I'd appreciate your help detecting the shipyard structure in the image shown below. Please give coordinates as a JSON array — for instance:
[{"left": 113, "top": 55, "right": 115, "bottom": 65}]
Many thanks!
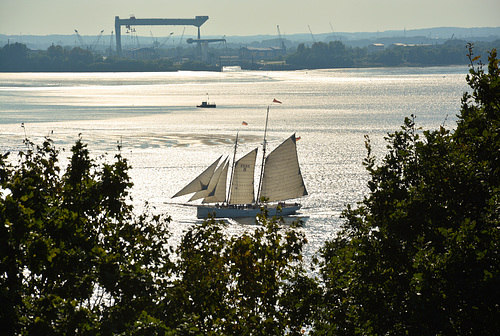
[{"left": 114, "top": 15, "right": 232, "bottom": 63}]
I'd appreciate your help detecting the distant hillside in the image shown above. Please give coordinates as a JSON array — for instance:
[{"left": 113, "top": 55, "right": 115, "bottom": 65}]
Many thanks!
[
  {"left": 1, "top": 26, "right": 499, "bottom": 51},
  {"left": 228, "top": 27, "right": 500, "bottom": 44}
]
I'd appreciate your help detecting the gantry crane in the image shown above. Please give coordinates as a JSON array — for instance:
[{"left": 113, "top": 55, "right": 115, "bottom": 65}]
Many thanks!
[
  {"left": 74, "top": 30, "right": 88, "bottom": 49},
  {"left": 108, "top": 31, "right": 114, "bottom": 56},
  {"left": 150, "top": 31, "right": 158, "bottom": 48},
  {"left": 308, "top": 25, "right": 316, "bottom": 43},
  {"left": 74, "top": 29, "right": 104, "bottom": 52},
  {"left": 114, "top": 16, "right": 209, "bottom": 56},
  {"left": 277, "top": 25, "right": 285, "bottom": 49},
  {"left": 159, "top": 32, "right": 174, "bottom": 49},
  {"left": 90, "top": 30, "right": 105, "bottom": 51}
]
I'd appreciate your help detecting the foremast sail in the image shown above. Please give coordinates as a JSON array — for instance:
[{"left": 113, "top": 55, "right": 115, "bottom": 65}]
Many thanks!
[
  {"left": 199, "top": 158, "right": 229, "bottom": 203},
  {"left": 259, "top": 134, "right": 308, "bottom": 202},
  {"left": 229, "top": 148, "right": 258, "bottom": 204},
  {"left": 172, "top": 155, "right": 223, "bottom": 198}
]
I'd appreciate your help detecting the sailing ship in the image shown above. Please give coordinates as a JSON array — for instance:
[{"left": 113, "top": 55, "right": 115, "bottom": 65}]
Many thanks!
[{"left": 172, "top": 107, "right": 307, "bottom": 218}]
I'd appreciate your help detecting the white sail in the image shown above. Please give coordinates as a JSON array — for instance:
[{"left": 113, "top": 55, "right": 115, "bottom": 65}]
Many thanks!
[
  {"left": 172, "top": 155, "right": 222, "bottom": 198},
  {"left": 229, "top": 148, "right": 258, "bottom": 205},
  {"left": 202, "top": 159, "right": 229, "bottom": 203},
  {"left": 189, "top": 157, "right": 227, "bottom": 201},
  {"left": 259, "top": 134, "right": 308, "bottom": 202}
]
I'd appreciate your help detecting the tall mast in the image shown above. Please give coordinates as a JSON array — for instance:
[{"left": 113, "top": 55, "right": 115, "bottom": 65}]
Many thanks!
[
  {"left": 256, "top": 106, "right": 270, "bottom": 203},
  {"left": 227, "top": 131, "right": 239, "bottom": 204}
]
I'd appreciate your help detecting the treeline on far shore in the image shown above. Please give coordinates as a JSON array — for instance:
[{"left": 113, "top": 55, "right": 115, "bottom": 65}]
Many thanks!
[
  {"left": 1, "top": 39, "right": 499, "bottom": 72},
  {"left": 282, "top": 39, "right": 500, "bottom": 69},
  {"left": 0, "top": 43, "right": 220, "bottom": 72}
]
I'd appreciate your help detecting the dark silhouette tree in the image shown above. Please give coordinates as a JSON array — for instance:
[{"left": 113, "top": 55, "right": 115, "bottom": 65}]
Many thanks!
[
  {"left": 0, "top": 138, "right": 172, "bottom": 334},
  {"left": 313, "top": 47, "right": 500, "bottom": 335}
]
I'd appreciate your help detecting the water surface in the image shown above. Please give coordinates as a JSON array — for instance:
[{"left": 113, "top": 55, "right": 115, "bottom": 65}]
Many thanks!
[{"left": 0, "top": 66, "right": 470, "bottom": 257}]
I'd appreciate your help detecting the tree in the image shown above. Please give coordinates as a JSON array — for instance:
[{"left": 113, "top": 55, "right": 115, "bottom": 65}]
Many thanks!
[
  {"left": 313, "top": 47, "right": 500, "bottom": 335},
  {"left": 0, "top": 138, "right": 172, "bottom": 335},
  {"left": 68, "top": 47, "right": 95, "bottom": 70},
  {"left": 0, "top": 42, "right": 29, "bottom": 71},
  {"left": 1, "top": 136, "right": 313, "bottom": 335},
  {"left": 162, "top": 212, "right": 313, "bottom": 335},
  {"left": 47, "top": 44, "right": 65, "bottom": 60},
  {"left": 286, "top": 41, "right": 353, "bottom": 68},
  {"left": 375, "top": 48, "right": 404, "bottom": 66}
]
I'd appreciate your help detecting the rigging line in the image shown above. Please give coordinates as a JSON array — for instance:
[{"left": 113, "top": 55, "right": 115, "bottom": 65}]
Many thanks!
[
  {"left": 227, "top": 131, "right": 239, "bottom": 205},
  {"left": 256, "top": 106, "right": 270, "bottom": 204}
]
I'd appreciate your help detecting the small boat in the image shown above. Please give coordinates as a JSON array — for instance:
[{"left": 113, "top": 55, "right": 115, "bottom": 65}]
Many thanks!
[
  {"left": 197, "top": 93, "right": 216, "bottom": 108},
  {"left": 197, "top": 101, "right": 216, "bottom": 108},
  {"left": 172, "top": 106, "right": 307, "bottom": 218}
]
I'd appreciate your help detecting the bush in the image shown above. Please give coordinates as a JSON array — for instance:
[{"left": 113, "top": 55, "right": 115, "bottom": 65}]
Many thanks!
[{"left": 314, "top": 46, "right": 500, "bottom": 335}]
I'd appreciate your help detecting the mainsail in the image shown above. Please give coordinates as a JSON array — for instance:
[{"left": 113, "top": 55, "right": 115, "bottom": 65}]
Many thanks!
[
  {"left": 229, "top": 148, "right": 258, "bottom": 204},
  {"left": 259, "top": 134, "right": 308, "bottom": 202},
  {"left": 172, "top": 155, "right": 222, "bottom": 198}
]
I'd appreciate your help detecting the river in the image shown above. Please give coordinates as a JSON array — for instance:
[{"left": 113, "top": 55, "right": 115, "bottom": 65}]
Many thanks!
[{"left": 0, "top": 66, "right": 470, "bottom": 258}]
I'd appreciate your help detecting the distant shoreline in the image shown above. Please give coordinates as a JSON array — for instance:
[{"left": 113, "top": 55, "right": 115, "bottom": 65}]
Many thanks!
[{"left": 0, "top": 62, "right": 472, "bottom": 73}]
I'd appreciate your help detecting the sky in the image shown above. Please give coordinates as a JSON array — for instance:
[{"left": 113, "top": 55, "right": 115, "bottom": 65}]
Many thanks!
[{"left": 1, "top": 0, "right": 499, "bottom": 38}]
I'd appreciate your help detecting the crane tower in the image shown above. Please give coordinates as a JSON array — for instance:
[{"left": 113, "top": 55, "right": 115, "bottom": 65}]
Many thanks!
[{"left": 114, "top": 15, "right": 209, "bottom": 56}]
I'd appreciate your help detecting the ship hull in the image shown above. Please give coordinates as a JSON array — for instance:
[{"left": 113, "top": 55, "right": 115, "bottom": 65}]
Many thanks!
[
  {"left": 196, "top": 203, "right": 301, "bottom": 219},
  {"left": 197, "top": 102, "right": 216, "bottom": 108}
]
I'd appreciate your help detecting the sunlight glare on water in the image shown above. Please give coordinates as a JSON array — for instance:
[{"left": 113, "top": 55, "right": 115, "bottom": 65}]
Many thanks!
[{"left": 0, "top": 66, "right": 470, "bottom": 258}]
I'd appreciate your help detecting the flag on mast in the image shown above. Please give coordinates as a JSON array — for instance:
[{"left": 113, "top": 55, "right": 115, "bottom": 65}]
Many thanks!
[
  {"left": 242, "top": 121, "right": 248, "bottom": 125},
  {"left": 273, "top": 98, "right": 282, "bottom": 104}
]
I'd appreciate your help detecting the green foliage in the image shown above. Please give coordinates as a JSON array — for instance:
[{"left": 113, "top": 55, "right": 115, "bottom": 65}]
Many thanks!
[
  {"left": 314, "top": 47, "right": 500, "bottom": 335},
  {"left": 164, "top": 213, "right": 313, "bottom": 335},
  {"left": 0, "top": 138, "right": 172, "bottom": 335},
  {"left": 286, "top": 40, "right": 500, "bottom": 68},
  {"left": 286, "top": 41, "right": 354, "bottom": 68},
  {"left": 3, "top": 40, "right": 500, "bottom": 72},
  {"left": 0, "top": 138, "right": 313, "bottom": 334},
  {"left": 0, "top": 43, "right": 183, "bottom": 72},
  {"left": 0, "top": 42, "right": 29, "bottom": 71}
]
